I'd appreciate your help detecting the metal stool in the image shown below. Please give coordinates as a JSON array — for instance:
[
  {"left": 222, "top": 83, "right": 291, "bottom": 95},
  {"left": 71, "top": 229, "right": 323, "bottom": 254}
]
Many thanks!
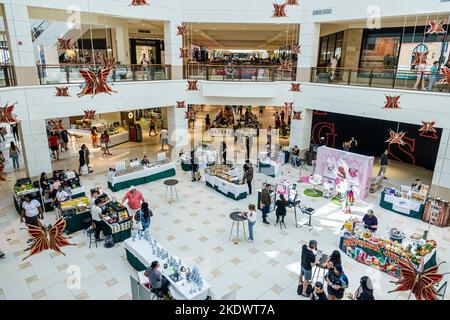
[
  {"left": 164, "top": 179, "right": 179, "bottom": 203},
  {"left": 83, "top": 217, "right": 92, "bottom": 234},
  {"left": 87, "top": 226, "right": 98, "bottom": 249}
]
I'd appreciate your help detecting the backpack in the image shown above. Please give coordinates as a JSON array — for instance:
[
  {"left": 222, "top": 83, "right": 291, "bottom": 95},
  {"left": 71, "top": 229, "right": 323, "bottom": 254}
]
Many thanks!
[{"left": 104, "top": 235, "right": 115, "bottom": 248}]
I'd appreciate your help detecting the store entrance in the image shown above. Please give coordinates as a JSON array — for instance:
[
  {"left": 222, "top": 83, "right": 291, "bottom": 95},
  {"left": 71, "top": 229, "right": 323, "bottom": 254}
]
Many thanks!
[{"left": 130, "top": 39, "right": 162, "bottom": 65}]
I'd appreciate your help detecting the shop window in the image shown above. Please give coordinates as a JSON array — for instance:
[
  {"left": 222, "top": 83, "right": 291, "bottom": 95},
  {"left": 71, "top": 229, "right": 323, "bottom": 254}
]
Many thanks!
[{"left": 317, "top": 31, "right": 343, "bottom": 68}]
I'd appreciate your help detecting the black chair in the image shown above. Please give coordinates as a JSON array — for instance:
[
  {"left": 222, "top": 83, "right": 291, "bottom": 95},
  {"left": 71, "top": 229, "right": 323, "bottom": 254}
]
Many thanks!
[
  {"left": 83, "top": 217, "right": 92, "bottom": 235},
  {"left": 150, "top": 287, "right": 165, "bottom": 300}
]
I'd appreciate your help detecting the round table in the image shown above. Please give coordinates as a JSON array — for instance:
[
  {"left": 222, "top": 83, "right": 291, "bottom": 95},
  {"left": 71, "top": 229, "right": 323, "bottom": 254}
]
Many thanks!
[
  {"left": 164, "top": 179, "right": 179, "bottom": 203},
  {"left": 228, "top": 212, "right": 247, "bottom": 243}
]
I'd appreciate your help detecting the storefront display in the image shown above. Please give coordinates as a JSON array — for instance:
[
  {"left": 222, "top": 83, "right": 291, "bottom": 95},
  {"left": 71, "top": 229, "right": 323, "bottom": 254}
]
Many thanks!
[
  {"left": 58, "top": 197, "right": 91, "bottom": 234},
  {"left": 204, "top": 165, "right": 247, "bottom": 200},
  {"left": 340, "top": 219, "right": 437, "bottom": 278},
  {"left": 423, "top": 198, "right": 450, "bottom": 227},
  {"left": 380, "top": 186, "right": 426, "bottom": 220},
  {"left": 103, "top": 202, "right": 132, "bottom": 243}
]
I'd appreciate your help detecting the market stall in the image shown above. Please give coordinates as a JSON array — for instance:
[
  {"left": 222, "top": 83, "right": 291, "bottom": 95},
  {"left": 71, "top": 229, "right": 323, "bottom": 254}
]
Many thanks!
[
  {"left": 107, "top": 162, "right": 176, "bottom": 192},
  {"left": 257, "top": 152, "right": 282, "bottom": 178},
  {"left": 59, "top": 197, "right": 91, "bottom": 234},
  {"left": 339, "top": 220, "right": 437, "bottom": 278},
  {"left": 124, "top": 238, "right": 210, "bottom": 300},
  {"left": 13, "top": 179, "right": 41, "bottom": 214},
  {"left": 103, "top": 202, "right": 132, "bottom": 243},
  {"left": 180, "top": 144, "right": 215, "bottom": 172},
  {"left": 380, "top": 187, "right": 426, "bottom": 220},
  {"left": 204, "top": 165, "right": 247, "bottom": 200},
  {"left": 53, "top": 170, "right": 86, "bottom": 199}
]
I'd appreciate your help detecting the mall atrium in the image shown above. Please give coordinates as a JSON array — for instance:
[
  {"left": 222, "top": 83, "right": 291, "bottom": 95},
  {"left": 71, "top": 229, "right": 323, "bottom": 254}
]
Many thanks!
[{"left": 0, "top": 0, "right": 449, "bottom": 303}]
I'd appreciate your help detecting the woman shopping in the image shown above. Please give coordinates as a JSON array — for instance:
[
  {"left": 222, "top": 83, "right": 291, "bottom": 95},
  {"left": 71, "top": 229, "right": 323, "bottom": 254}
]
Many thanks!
[
  {"left": 134, "top": 202, "right": 153, "bottom": 233},
  {"left": 100, "top": 131, "right": 112, "bottom": 156},
  {"left": 9, "top": 142, "right": 20, "bottom": 170},
  {"left": 245, "top": 204, "right": 257, "bottom": 243}
]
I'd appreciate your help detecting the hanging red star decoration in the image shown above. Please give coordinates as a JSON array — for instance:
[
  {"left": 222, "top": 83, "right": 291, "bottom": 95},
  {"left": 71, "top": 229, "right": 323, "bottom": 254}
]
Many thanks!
[
  {"left": 272, "top": 3, "right": 287, "bottom": 17},
  {"left": 176, "top": 25, "right": 189, "bottom": 36},
  {"left": 291, "top": 44, "right": 302, "bottom": 55},
  {"left": 0, "top": 102, "right": 18, "bottom": 124},
  {"left": 23, "top": 217, "right": 75, "bottom": 260},
  {"left": 388, "top": 258, "right": 447, "bottom": 300},
  {"left": 179, "top": 48, "right": 191, "bottom": 59},
  {"left": 78, "top": 66, "right": 116, "bottom": 97},
  {"left": 177, "top": 101, "right": 186, "bottom": 108},
  {"left": 185, "top": 111, "right": 196, "bottom": 120},
  {"left": 55, "top": 87, "right": 70, "bottom": 97},
  {"left": 284, "top": 102, "right": 294, "bottom": 113},
  {"left": 50, "top": 119, "right": 65, "bottom": 131},
  {"left": 278, "top": 60, "right": 293, "bottom": 72},
  {"left": 57, "top": 38, "right": 74, "bottom": 50},
  {"left": 425, "top": 19, "right": 447, "bottom": 35},
  {"left": 130, "top": 0, "right": 149, "bottom": 6},
  {"left": 386, "top": 130, "right": 406, "bottom": 146},
  {"left": 290, "top": 83, "right": 302, "bottom": 92},
  {"left": 82, "top": 110, "right": 96, "bottom": 121},
  {"left": 293, "top": 111, "right": 302, "bottom": 120},
  {"left": 383, "top": 95, "right": 401, "bottom": 109},
  {"left": 412, "top": 52, "right": 428, "bottom": 65},
  {"left": 187, "top": 80, "right": 199, "bottom": 91},
  {"left": 418, "top": 121, "right": 438, "bottom": 140},
  {"left": 286, "top": 0, "right": 299, "bottom": 4},
  {"left": 437, "top": 67, "right": 450, "bottom": 85}
]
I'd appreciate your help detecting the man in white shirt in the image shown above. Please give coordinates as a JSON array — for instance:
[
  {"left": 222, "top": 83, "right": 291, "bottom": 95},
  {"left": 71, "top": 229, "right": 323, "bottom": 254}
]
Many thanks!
[
  {"left": 55, "top": 185, "right": 70, "bottom": 207},
  {"left": 91, "top": 198, "right": 106, "bottom": 241},
  {"left": 160, "top": 127, "right": 169, "bottom": 151},
  {"left": 21, "top": 196, "right": 43, "bottom": 227}
]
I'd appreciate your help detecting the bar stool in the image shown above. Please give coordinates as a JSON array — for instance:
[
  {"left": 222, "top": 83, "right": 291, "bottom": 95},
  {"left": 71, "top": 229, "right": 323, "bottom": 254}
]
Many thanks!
[
  {"left": 83, "top": 217, "right": 92, "bottom": 235},
  {"left": 87, "top": 226, "right": 98, "bottom": 249},
  {"left": 228, "top": 212, "right": 247, "bottom": 243},
  {"left": 164, "top": 179, "right": 179, "bottom": 203}
]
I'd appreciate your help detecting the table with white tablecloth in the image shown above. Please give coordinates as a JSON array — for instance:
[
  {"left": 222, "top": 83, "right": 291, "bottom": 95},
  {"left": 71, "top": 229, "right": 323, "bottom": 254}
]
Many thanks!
[
  {"left": 107, "top": 163, "right": 176, "bottom": 192},
  {"left": 124, "top": 239, "right": 210, "bottom": 300},
  {"left": 204, "top": 173, "right": 248, "bottom": 200}
]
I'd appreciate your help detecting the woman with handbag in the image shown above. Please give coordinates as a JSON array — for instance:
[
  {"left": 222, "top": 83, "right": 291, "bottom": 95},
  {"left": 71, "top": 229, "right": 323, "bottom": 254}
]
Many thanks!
[{"left": 134, "top": 202, "right": 153, "bottom": 232}]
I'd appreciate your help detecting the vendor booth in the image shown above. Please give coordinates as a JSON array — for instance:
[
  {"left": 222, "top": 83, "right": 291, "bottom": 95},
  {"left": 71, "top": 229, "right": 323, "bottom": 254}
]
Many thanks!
[
  {"left": 58, "top": 197, "right": 91, "bottom": 234},
  {"left": 204, "top": 165, "right": 247, "bottom": 200},
  {"left": 103, "top": 202, "right": 132, "bottom": 243},
  {"left": 380, "top": 187, "right": 426, "bottom": 220}
]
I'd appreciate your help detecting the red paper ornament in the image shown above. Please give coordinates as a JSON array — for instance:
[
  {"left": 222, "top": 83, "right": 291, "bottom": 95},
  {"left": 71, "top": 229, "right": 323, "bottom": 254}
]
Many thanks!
[
  {"left": 293, "top": 111, "right": 302, "bottom": 120},
  {"left": 55, "top": 87, "right": 70, "bottom": 97},
  {"left": 412, "top": 52, "right": 428, "bottom": 65},
  {"left": 291, "top": 44, "right": 302, "bottom": 55},
  {"left": 272, "top": 3, "right": 287, "bottom": 17},
  {"left": 130, "top": 0, "right": 149, "bottom": 6},
  {"left": 102, "top": 58, "right": 117, "bottom": 69},
  {"left": 290, "top": 83, "right": 301, "bottom": 92},
  {"left": 418, "top": 121, "right": 438, "bottom": 140},
  {"left": 176, "top": 25, "right": 189, "bottom": 36},
  {"left": 78, "top": 66, "right": 116, "bottom": 97},
  {"left": 386, "top": 130, "right": 406, "bottom": 146},
  {"left": 383, "top": 95, "right": 401, "bottom": 109},
  {"left": 187, "top": 80, "right": 199, "bottom": 91},
  {"left": 388, "top": 258, "right": 446, "bottom": 300},
  {"left": 286, "top": 0, "right": 299, "bottom": 4},
  {"left": 57, "top": 38, "right": 74, "bottom": 50},
  {"left": 50, "top": 119, "right": 65, "bottom": 131},
  {"left": 0, "top": 102, "right": 18, "bottom": 124},
  {"left": 177, "top": 101, "right": 186, "bottom": 108},
  {"left": 278, "top": 60, "right": 293, "bottom": 72},
  {"left": 437, "top": 67, "right": 450, "bottom": 85},
  {"left": 179, "top": 48, "right": 191, "bottom": 59},
  {"left": 284, "top": 102, "right": 294, "bottom": 113},
  {"left": 425, "top": 19, "right": 447, "bottom": 35},
  {"left": 185, "top": 111, "right": 196, "bottom": 120},
  {"left": 83, "top": 110, "right": 96, "bottom": 121}
]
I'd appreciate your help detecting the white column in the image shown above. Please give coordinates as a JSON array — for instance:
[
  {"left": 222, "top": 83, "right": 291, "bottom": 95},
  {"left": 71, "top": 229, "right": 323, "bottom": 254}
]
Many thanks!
[
  {"left": 432, "top": 129, "right": 450, "bottom": 197},
  {"left": 289, "top": 108, "right": 312, "bottom": 152},
  {"left": 114, "top": 24, "right": 130, "bottom": 65},
  {"left": 20, "top": 120, "right": 52, "bottom": 179},
  {"left": 3, "top": 2, "right": 39, "bottom": 85},
  {"left": 163, "top": 21, "right": 183, "bottom": 79},
  {"left": 167, "top": 105, "right": 189, "bottom": 149},
  {"left": 297, "top": 22, "right": 321, "bottom": 82}
]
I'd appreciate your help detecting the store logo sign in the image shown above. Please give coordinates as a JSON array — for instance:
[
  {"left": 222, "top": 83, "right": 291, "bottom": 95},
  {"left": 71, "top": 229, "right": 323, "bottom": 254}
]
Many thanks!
[{"left": 366, "top": 5, "right": 381, "bottom": 29}]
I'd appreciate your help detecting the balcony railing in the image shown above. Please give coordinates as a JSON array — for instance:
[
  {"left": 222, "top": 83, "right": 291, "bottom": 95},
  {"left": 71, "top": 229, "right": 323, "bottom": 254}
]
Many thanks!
[
  {"left": 187, "top": 63, "right": 296, "bottom": 82},
  {"left": 311, "top": 67, "right": 449, "bottom": 93},
  {"left": 0, "top": 64, "right": 16, "bottom": 87},
  {"left": 36, "top": 64, "right": 172, "bottom": 85}
]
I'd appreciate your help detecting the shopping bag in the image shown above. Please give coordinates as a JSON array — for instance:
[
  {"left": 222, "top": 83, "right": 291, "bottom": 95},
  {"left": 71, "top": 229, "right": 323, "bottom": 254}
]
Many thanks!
[{"left": 80, "top": 164, "right": 89, "bottom": 176}]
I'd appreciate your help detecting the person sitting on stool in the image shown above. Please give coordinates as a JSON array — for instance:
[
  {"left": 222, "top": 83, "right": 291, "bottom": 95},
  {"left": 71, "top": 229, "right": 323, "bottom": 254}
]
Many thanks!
[
  {"left": 362, "top": 209, "right": 378, "bottom": 232},
  {"left": 145, "top": 261, "right": 171, "bottom": 296}
]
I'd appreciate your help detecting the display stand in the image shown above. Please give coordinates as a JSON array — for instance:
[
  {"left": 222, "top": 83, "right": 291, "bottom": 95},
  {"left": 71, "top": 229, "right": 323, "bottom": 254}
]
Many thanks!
[{"left": 379, "top": 190, "right": 425, "bottom": 220}]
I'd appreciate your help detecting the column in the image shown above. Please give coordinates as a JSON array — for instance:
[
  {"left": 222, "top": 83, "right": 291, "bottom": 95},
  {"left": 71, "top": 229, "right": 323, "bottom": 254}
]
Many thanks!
[
  {"left": 114, "top": 24, "right": 130, "bottom": 65},
  {"left": 19, "top": 120, "right": 52, "bottom": 179},
  {"left": 166, "top": 105, "right": 189, "bottom": 151},
  {"left": 163, "top": 21, "right": 183, "bottom": 79},
  {"left": 289, "top": 108, "right": 312, "bottom": 153},
  {"left": 297, "top": 22, "right": 321, "bottom": 82},
  {"left": 431, "top": 129, "right": 450, "bottom": 199},
  {"left": 3, "top": 2, "right": 40, "bottom": 85}
]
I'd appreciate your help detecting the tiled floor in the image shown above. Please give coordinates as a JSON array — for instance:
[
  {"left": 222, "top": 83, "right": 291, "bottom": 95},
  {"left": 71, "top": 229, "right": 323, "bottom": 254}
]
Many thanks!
[{"left": 0, "top": 111, "right": 448, "bottom": 301}]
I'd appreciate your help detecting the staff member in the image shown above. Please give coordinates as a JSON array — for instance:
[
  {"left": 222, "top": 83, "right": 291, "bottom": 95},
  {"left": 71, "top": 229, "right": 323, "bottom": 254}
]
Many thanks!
[
  {"left": 362, "top": 209, "right": 378, "bottom": 232},
  {"left": 91, "top": 198, "right": 106, "bottom": 242},
  {"left": 21, "top": 196, "right": 43, "bottom": 228},
  {"left": 412, "top": 178, "right": 422, "bottom": 191},
  {"left": 145, "top": 261, "right": 170, "bottom": 295},
  {"left": 141, "top": 155, "right": 151, "bottom": 167},
  {"left": 54, "top": 185, "right": 70, "bottom": 208}
]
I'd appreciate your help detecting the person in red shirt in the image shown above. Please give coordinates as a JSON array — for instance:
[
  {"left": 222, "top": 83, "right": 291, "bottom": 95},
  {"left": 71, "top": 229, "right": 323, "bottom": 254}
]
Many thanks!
[
  {"left": 122, "top": 186, "right": 145, "bottom": 215},
  {"left": 48, "top": 132, "right": 60, "bottom": 160}
]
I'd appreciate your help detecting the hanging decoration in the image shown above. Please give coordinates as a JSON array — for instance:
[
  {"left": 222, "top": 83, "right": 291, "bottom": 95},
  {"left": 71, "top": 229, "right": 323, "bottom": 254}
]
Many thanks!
[
  {"left": 418, "top": 121, "right": 438, "bottom": 140},
  {"left": 187, "top": 80, "right": 199, "bottom": 91},
  {"left": 383, "top": 95, "right": 401, "bottom": 109},
  {"left": 0, "top": 102, "right": 18, "bottom": 124},
  {"left": 278, "top": 60, "right": 293, "bottom": 72},
  {"left": 185, "top": 111, "right": 196, "bottom": 120},
  {"left": 290, "top": 83, "right": 302, "bottom": 92},
  {"left": 102, "top": 57, "right": 117, "bottom": 69},
  {"left": 83, "top": 109, "right": 96, "bottom": 121},
  {"left": 412, "top": 52, "right": 428, "bottom": 66},
  {"left": 386, "top": 130, "right": 407, "bottom": 146},
  {"left": 23, "top": 217, "right": 75, "bottom": 260},
  {"left": 292, "top": 111, "right": 302, "bottom": 120},
  {"left": 286, "top": 0, "right": 300, "bottom": 4},
  {"left": 176, "top": 25, "right": 189, "bottom": 36},
  {"left": 177, "top": 101, "right": 186, "bottom": 109},
  {"left": 179, "top": 48, "right": 191, "bottom": 59},
  {"left": 388, "top": 258, "right": 446, "bottom": 300},
  {"left": 57, "top": 38, "right": 75, "bottom": 50},
  {"left": 437, "top": 67, "right": 450, "bottom": 85},
  {"left": 291, "top": 44, "right": 302, "bottom": 55},
  {"left": 130, "top": 0, "right": 149, "bottom": 6},
  {"left": 78, "top": 66, "right": 117, "bottom": 97},
  {"left": 55, "top": 87, "right": 70, "bottom": 97},
  {"left": 284, "top": 102, "right": 294, "bottom": 113},
  {"left": 272, "top": 3, "right": 287, "bottom": 17},
  {"left": 425, "top": 19, "right": 447, "bottom": 35},
  {"left": 50, "top": 119, "right": 65, "bottom": 131}
]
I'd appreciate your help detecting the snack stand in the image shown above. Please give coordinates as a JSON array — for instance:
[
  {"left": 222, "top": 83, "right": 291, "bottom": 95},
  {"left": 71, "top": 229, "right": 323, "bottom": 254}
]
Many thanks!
[
  {"left": 103, "top": 202, "right": 132, "bottom": 243},
  {"left": 59, "top": 197, "right": 91, "bottom": 234},
  {"left": 339, "top": 220, "right": 437, "bottom": 278},
  {"left": 13, "top": 178, "right": 41, "bottom": 214},
  {"left": 379, "top": 186, "right": 426, "bottom": 220},
  {"left": 204, "top": 165, "right": 248, "bottom": 200}
]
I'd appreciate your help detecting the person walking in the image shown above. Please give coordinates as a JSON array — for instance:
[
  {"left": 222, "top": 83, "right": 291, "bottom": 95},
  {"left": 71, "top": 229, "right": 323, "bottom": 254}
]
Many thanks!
[
  {"left": 79, "top": 145, "right": 88, "bottom": 175},
  {"left": 134, "top": 202, "right": 153, "bottom": 233},
  {"left": 260, "top": 183, "right": 271, "bottom": 224},
  {"left": 11, "top": 123, "right": 19, "bottom": 142},
  {"left": 245, "top": 204, "right": 257, "bottom": 243},
  {"left": 48, "top": 132, "right": 60, "bottom": 160},
  {"left": 243, "top": 160, "right": 254, "bottom": 195},
  {"left": 84, "top": 145, "right": 91, "bottom": 173},
  {"left": 378, "top": 150, "right": 389, "bottom": 179},
  {"left": 91, "top": 127, "right": 98, "bottom": 148},
  {"left": 325, "top": 264, "right": 349, "bottom": 300},
  {"left": 100, "top": 131, "right": 112, "bottom": 156},
  {"left": 141, "top": 53, "right": 150, "bottom": 80},
  {"left": 280, "top": 110, "right": 285, "bottom": 124},
  {"left": 329, "top": 56, "right": 338, "bottom": 81},
  {"left": 274, "top": 194, "right": 288, "bottom": 227},
  {"left": 354, "top": 276, "right": 375, "bottom": 300},
  {"left": 9, "top": 141, "right": 20, "bottom": 170},
  {"left": 267, "top": 126, "right": 272, "bottom": 149},
  {"left": 205, "top": 114, "right": 211, "bottom": 131},
  {"left": 274, "top": 112, "right": 280, "bottom": 129},
  {"left": 149, "top": 117, "right": 157, "bottom": 136},
  {"left": 414, "top": 60, "right": 427, "bottom": 90},
  {"left": 428, "top": 61, "right": 439, "bottom": 91},
  {"left": 91, "top": 198, "right": 106, "bottom": 242},
  {"left": 122, "top": 186, "right": 145, "bottom": 216},
  {"left": 160, "top": 127, "right": 169, "bottom": 151}
]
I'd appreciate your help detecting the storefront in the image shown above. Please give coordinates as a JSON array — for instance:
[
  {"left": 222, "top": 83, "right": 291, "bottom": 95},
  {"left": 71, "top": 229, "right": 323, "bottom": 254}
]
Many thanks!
[
  {"left": 318, "top": 31, "right": 344, "bottom": 68},
  {"left": 130, "top": 39, "right": 162, "bottom": 65}
]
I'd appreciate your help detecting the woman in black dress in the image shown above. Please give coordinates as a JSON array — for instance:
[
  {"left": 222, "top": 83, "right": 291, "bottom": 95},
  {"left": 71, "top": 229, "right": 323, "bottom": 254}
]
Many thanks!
[{"left": 275, "top": 194, "right": 288, "bottom": 226}]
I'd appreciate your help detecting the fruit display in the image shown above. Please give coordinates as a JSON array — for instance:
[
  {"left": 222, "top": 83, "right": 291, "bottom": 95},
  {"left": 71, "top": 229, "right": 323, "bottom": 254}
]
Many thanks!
[{"left": 14, "top": 183, "right": 35, "bottom": 195}]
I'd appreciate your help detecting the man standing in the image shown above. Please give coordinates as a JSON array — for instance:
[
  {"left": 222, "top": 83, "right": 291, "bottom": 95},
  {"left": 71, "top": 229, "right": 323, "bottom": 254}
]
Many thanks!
[
  {"left": 274, "top": 112, "right": 280, "bottom": 129},
  {"left": 91, "top": 198, "right": 106, "bottom": 242},
  {"left": 21, "top": 196, "right": 44, "bottom": 244},
  {"left": 160, "top": 127, "right": 169, "bottom": 151},
  {"left": 141, "top": 53, "right": 150, "bottom": 80},
  {"left": 267, "top": 126, "right": 272, "bottom": 149},
  {"left": 280, "top": 110, "right": 285, "bottom": 124},
  {"left": 243, "top": 161, "right": 254, "bottom": 195},
  {"left": 378, "top": 150, "right": 389, "bottom": 179},
  {"left": 260, "top": 184, "right": 271, "bottom": 224},
  {"left": 122, "top": 186, "right": 145, "bottom": 216},
  {"left": 299, "top": 240, "right": 318, "bottom": 297}
]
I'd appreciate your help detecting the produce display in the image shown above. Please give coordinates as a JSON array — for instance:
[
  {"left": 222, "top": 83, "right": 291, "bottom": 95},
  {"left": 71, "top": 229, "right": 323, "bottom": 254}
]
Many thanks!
[{"left": 14, "top": 182, "right": 35, "bottom": 195}]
